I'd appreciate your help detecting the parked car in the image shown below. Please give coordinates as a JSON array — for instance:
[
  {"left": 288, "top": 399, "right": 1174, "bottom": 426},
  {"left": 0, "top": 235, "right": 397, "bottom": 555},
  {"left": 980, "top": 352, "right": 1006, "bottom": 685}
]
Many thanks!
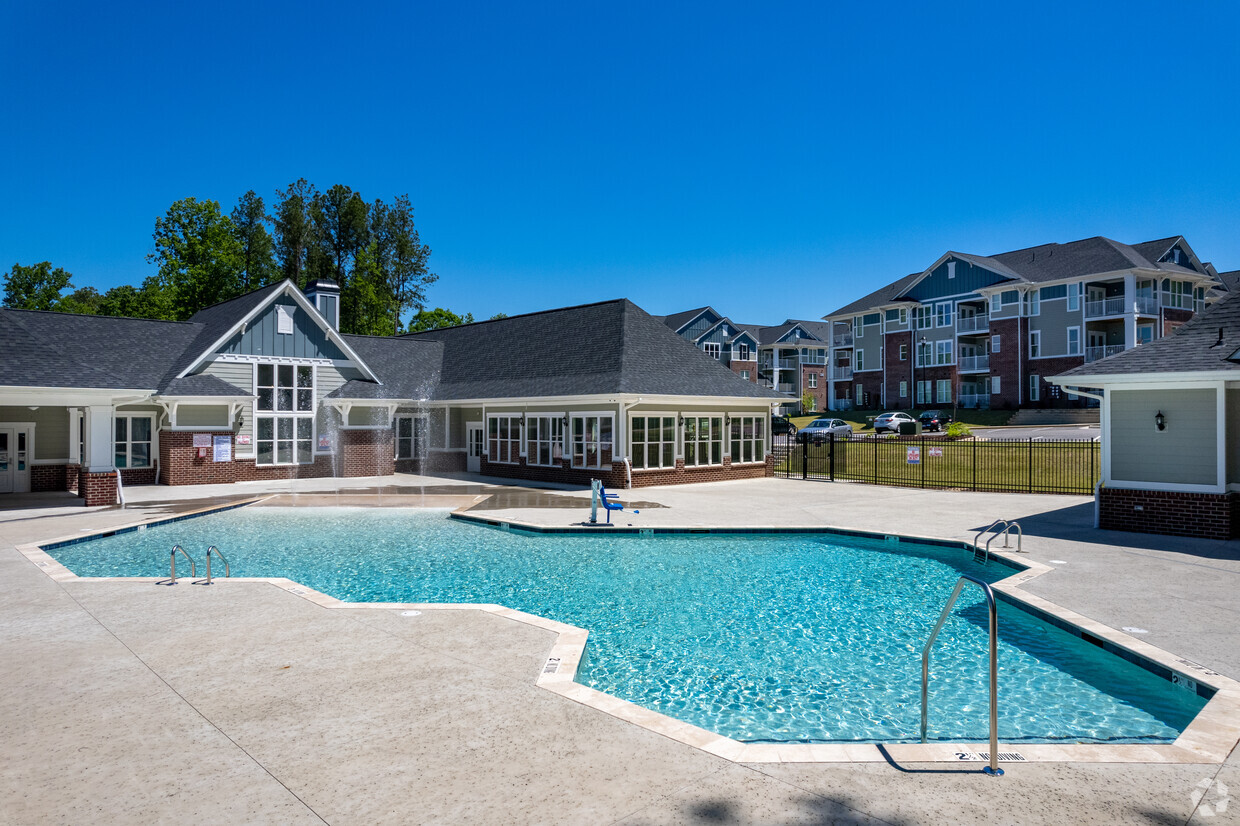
[
  {"left": 872, "top": 411, "right": 916, "bottom": 434},
  {"left": 796, "top": 418, "right": 853, "bottom": 443},
  {"left": 771, "top": 414, "right": 798, "bottom": 436},
  {"left": 918, "top": 410, "right": 953, "bottom": 432}
]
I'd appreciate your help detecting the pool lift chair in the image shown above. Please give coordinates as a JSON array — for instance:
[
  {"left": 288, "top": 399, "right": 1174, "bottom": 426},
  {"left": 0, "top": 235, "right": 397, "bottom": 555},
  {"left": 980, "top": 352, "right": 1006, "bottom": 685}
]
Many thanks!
[{"left": 590, "top": 479, "right": 631, "bottom": 525}]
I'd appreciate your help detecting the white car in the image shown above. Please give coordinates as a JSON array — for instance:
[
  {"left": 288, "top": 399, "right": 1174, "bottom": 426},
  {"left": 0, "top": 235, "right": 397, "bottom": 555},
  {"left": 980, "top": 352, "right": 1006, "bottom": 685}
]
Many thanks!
[{"left": 872, "top": 411, "right": 915, "bottom": 434}]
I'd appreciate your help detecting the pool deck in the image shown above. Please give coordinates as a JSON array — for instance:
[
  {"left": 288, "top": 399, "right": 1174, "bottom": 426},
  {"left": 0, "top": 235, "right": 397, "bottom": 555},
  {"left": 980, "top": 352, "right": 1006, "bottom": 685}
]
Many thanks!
[{"left": 2, "top": 474, "right": 1238, "bottom": 825}]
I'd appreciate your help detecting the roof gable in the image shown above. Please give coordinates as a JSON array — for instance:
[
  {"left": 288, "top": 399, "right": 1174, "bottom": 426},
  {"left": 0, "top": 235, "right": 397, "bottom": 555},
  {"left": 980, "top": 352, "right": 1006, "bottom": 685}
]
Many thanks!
[{"left": 218, "top": 299, "right": 348, "bottom": 361}]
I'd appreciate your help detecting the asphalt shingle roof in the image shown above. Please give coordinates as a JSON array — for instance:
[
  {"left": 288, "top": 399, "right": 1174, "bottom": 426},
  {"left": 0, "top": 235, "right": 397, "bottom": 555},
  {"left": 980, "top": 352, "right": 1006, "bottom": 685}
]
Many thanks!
[
  {"left": 824, "top": 272, "right": 922, "bottom": 318},
  {"left": 659, "top": 306, "right": 715, "bottom": 332},
  {"left": 159, "top": 375, "right": 252, "bottom": 397},
  {"left": 330, "top": 336, "right": 444, "bottom": 400},
  {"left": 1057, "top": 288, "right": 1240, "bottom": 378},
  {"left": 404, "top": 299, "right": 786, "bottom": 401}
]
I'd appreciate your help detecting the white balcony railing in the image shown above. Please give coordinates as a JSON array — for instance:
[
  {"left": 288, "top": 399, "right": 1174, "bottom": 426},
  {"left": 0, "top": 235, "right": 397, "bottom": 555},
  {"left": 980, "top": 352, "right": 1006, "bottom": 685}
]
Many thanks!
[
  {"left": 956, "top": 314, "right": 989, "bottom": 334},
  {"left": 1085, "top": 344, "right": 1125, "bottom": 362},
  {"left": 800, "top": 354, "right": 827, "bottom": 365},
  {"left": 1135, "top": 296, "right": 1157, "bottom": 315},
  {"left": 777, "top": 383, "right": 795, "bottom": 393},
  {"left": 1085, "top": 296, "right": 1128, "bottom": 318},
  {"left": 830, "top": 366, "right": 853, "bottom": 380},
  {"left": 833, "top": 399, "right": 853, "bottom": 411},
  {"left": 958, "top": 393, "right": 991, "bottom": 409},
  {"left": 778, "top": 357, "right": 798, "bottom": 369},
  {"left": 833, "top": 333, "right": 853, "bottom": 347},
  {"left": 958, "top": 355, "right": 989, "bottom": 373}
]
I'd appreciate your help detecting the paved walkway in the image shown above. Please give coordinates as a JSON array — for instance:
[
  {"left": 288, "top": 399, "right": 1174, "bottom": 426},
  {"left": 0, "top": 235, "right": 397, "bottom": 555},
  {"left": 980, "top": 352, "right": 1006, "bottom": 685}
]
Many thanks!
[{"left": 2, "top": 475, "right": 1237, "bottom": 824}]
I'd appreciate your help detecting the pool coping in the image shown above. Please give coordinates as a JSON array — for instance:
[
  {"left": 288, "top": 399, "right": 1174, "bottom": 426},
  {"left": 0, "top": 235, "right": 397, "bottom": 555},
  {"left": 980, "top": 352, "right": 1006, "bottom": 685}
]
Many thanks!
[{"left": 16, "top": 498, "right": 1240, "bottom": 767}]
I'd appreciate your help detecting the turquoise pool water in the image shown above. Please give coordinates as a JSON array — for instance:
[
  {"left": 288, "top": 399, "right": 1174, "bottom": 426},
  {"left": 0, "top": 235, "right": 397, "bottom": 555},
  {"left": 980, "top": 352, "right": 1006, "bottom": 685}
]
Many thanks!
[{"left": 46, "top": 507, "right": 1206, "bottom": 744}]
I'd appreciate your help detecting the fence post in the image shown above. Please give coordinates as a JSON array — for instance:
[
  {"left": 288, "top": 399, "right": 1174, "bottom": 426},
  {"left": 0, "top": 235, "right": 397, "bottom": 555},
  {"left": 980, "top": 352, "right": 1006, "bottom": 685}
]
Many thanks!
[
  {"left": 972, "top": 435, "right": 977, "bottom": 491},
  {"left": 921, "top": 435, "right": 925, "bottom": 488},
  {"left": 1028, "top": 438, "right": 1033, "bottom": 493},
  {"left": 801, "top": 434, "right": 808, "bottom": 480},
  {"left": 874, "top": 429, "right": 879, "bottom": 484},
  {"left": 829, "top": 433, "right": 835, "bottom": 481}
]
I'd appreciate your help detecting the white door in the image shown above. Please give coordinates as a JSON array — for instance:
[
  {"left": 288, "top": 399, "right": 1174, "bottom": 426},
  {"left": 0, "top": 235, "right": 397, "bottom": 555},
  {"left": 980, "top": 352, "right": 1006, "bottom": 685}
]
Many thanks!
[
  {"left": 0, "top": 426, "right": 32, "bottom": 494},
  {"left": 1088, "top": 330, "right": 1107, "bottom": 348},
  {"left": 466, "top": 423, "right": 484, "bottom": 473}
]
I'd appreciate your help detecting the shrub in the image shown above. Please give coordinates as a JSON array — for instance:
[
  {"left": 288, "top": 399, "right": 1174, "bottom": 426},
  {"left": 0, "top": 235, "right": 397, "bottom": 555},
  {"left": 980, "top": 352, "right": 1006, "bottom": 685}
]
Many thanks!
[{"left": 945, "top": 421, "right": 972, "bottom": 439}]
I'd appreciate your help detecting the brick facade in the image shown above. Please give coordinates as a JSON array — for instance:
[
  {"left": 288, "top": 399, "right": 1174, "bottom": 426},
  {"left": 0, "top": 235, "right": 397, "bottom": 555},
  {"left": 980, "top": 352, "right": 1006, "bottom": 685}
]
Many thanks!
[
  {"left": 80, "top": 471, "right": 117, "bottom": 506},
  {"left": 1100, "top": 486, "right": 1237, "bottom": 540},
  {"left": 988, "top": 318, "right": 1021, "bottom": 409},
  {"left": 851, "top": 372, "right": 885, "bottom": 410},
  {"left": 884, "top": 331, "right": 913, "bottom": 407},
  {"left": 339, "top": 429, "right": 395, "bottom": 478},
  {"left": 1025, "top": 355, "right": 1091, "bottom": 409},
  {"left": 480, "top": 453, "right": 774, "bottom": 488},
  {"left": 158, "top": 429, "right": 334, "bottom": 485},
  {"left": 800, "top": 364, "right": 826, "bottom": 413},
  {"left": 729, "top": 361, "right": 759, "bottom": 383},
  {"left": 31, "top": 463, "right": 67, "bottom": 492},
  {"left": 1162, "top": 307, "right": 1193, "bottom": 336}
]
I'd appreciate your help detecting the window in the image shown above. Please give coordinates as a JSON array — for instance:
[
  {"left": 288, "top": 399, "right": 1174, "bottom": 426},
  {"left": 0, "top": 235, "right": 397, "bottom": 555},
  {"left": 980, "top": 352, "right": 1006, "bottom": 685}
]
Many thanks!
[
  {"left": 853, "top": 317, "right": 862, "bottom": 338},
  {"left": 684, "top": 416, "right": 724, "bottom": 466},
  {"left": 1195, "top": 287, "right": 1206, "bottom": 313},
  {"left": 936, "top": 380, "right": 952, "bottom": 404},
  {"left": 114, "top": 416, "right": 152, "bottom": 468},
  {"left": 991, "top": 334, "right": 1000, "bottom": 353},
  {"left": 916, "top": 306, "right": 933, "bottom": 330},
  {"left": 729, "top": 415, "right": 765, "bottom": 464},
  {"left": 256, "top": 363, "right": 314, "bottom": 465},
  {"left": 1029, "top": 330, "right": 1041, "bottom": 358},
  {"left": 899, "top": 308, "right": 908, "bottom": 325},
  {"left": 899, "top": 343, "right": 908, "bottom": 361},
  {"left": 935, "top": 340, "right": 953, "bottom": 365},
  {"left": 855, "top": 384, "right": 863, "bottom": 404},
  {"left": 1165, "top": 280, "right": 1191, "bottom": 309},
  {"left": 855, "top": 350, "right": 864, "bottom": 371},
  {"left": 1067, "top": 327, "right": 1081, "bottom": 356},
  {"left": 990, "top": 294, "right": 1001, "bottom": 314},
  {"left": 1023, "top": 291, "right": 1040, "bottom": 316},
  {"left": 736, "top": 343, "right": 751, "bottom": 361},
  {"left": 703, "top": 342, "right": 722, "bottom": 359},
  {"left": 740, "top": 370, "right": 750, "bottom": 381},
  {"left": 487, "top": 414, "right": 522, "bottom": 464},
  {"left": 571, "top": 415, "right": 613, "bottom": 468},
  {"left": 899, "top": 380, "right": 908, "bottom": 398},
  {"left": 1137, "top": 326, "right": 1153, "bottom": 345},
  {"left": 808, "top": 373, "right": 817, "bottom": 388},
  {"left": 394, "top": 417, "right": 427, "bottom": 460},
  {"left": 1029, "top": 375, "right": 1041, "bottom": 402},
  {"left": 947, "top": 261, "right": 956, "bottom": 279},
  {"left": 1067, "top": 283, "right": 1080, "bottom": 312},
  {"left": 916, "top": 340, "right": 932, "bottom": 367},
  {"left": 936, "top": 303, "right": 953, "bottom": 328},
  {"left": 992, "top": 376, "right": 1001, "bottom": 394},
  {"left": 916, "top": 380, "right": 932, "bottom": 405},
  {"left": 527, "top": 415, "right": 565, "bottom": 466},
  {"left": 630, "top": 416, "right": 675, "bottom": 469}
]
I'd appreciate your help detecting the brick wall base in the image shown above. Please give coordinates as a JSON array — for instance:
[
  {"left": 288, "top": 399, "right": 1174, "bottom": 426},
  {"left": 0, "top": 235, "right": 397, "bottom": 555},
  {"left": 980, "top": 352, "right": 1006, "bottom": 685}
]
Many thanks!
[
  {"left": 340, "top": 429, "right": 395, "bottom": 478},
  {"left": 31, "top": 464, "right": 67, "bottom": 492},
  {"left": 80, "top": 471, "right": 118, "bottom": 506},
  {"left": 66, "top": 463, "right": 80, "bottom": 494},
  {"left": 1100, "top": 486, "right": 1236, "bottom": 540}
]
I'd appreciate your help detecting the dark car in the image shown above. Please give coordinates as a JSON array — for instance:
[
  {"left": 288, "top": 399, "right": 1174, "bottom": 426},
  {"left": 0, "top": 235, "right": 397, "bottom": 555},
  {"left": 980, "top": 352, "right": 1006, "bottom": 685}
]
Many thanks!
[
  {"left": 772, "top": 414, "right": 798, "bottom": 436},
  {"left": 919, "top": 410, "right": 953, "bottom": 432}
]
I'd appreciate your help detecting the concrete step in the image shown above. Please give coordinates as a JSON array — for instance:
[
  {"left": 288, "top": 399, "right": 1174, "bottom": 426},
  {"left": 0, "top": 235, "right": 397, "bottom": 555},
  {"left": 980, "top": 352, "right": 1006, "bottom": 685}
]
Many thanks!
[{"left": 1008, "top": 408, "right": 1100, "bottom": 426}]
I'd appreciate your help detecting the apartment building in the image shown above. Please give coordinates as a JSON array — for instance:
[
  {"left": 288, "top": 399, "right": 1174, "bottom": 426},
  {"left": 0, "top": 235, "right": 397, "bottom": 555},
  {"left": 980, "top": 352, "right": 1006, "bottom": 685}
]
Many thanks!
[
  {"left": 822, "top": 235, "right": 1225, "bottom": 410},
  {"left": 659, "top": 307, "right": 828, "bottom": 412}
]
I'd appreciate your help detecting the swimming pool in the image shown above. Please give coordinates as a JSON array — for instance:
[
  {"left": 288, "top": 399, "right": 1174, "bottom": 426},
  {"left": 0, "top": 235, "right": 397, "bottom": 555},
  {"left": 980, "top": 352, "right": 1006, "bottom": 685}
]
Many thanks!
[{"left": 44, "top": 506, "right": 1207, "bottom": 745}]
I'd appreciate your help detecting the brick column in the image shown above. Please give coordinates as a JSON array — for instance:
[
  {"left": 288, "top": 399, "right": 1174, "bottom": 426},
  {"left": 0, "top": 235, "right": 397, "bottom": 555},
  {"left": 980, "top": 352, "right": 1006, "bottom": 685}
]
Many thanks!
[
  {"left": 80, "top": 471, "right": 118, "bottom": 506},
  {"left": 340, "top": 429, "right": 395, "bottom": 478}
]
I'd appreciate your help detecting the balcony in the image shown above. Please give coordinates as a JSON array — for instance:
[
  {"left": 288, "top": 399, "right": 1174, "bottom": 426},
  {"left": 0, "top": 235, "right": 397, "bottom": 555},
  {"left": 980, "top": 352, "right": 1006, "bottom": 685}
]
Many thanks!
[
  {"left": 830, "top": 366, "right": 853, "bottom": 381},
  {"left": 956, "top": 314, "right": 989, "bottom": 334},
  {"left": 832, "top": 399, "right": 853, "bottom": 411},
  {"left": 958, "top": 393, "right": 991, "bottom": 409},
  {"left": 832, "top": 333, "right": 853, "bottom": 347},
  {"left": 1085, "top": 296, "right": 1127, "bottom": 318},
  {"left": 777, "top": 357, "right": 798, "bottom": 369},
  {"left": 777, "top": 383, "right": 795, "bottom": 393},
  {"left": 1135, "top": 296, "right": 1157, "bottom": 315},
  {"left": 800, "top": 354, "right": 827, "bottom": 365},
  {"left": 958, "top": 355, "right": 989, "bottom": 373},
  {"left": 1085, "top": 344, "right": 1125, "bottom": 363}
]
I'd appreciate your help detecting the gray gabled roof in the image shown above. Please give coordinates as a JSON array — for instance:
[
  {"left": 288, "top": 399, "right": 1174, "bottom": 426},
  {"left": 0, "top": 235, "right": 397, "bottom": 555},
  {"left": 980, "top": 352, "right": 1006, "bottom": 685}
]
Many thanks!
[
  {"left": 329, "top": 335, "right": 444, "bottom": 400},
  {"left": 0, "top": 308, "right": 202, "bottom": 391},
  {"left": 159, "top": 374, "right": 251, "bottom": 397},
  {"left": 824, "top": 272, "right": 923, "bottom": 319},
  {"left": 1057, "top": 288, "right": 1240, "bottom": 379},
  {"left": 160, "top": 282, "right": 288, "bottom": 384},
  {"left": 659, "top": 306, "right": 717, "bottom": 333},
  {"left": 404, "top": 299, "right": 786, "bottom": 401}
]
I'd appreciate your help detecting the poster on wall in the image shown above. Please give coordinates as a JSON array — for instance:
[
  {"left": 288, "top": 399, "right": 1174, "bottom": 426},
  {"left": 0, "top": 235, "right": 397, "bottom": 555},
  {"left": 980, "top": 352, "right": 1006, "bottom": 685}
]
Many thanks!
[
  {"left": 213, "top": 436, "right": 232, "bottom": 463},
  {"left": 192, "top": 433, "right": 211, "bottom": 448},
  {"left": 236, "top": 434, "right": 251, "bottom": 445},
  {"left": 318, "top": 435, "right": 332, "bottom": 450}
]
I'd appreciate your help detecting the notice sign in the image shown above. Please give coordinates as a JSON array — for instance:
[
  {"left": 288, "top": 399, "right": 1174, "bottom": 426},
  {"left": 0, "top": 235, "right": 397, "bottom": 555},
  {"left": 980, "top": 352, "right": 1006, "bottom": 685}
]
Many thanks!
[
  {"left": 236, "top": 434, "right": 251, "bottom": 446},
  {"left": 318, "top": 435, "right": 332, "bottom": 450},
  {"left": 928, "top": 447, "right": 943, "bottom": 458},
  {"left": 212, "top": 435, "right": 232, "bottom": 463},
  {"left": 192, "top": 433, "right": 212, "bottom": 448},
  {"left": 906, "top": 446, "right": 921, "bottom": 464}
]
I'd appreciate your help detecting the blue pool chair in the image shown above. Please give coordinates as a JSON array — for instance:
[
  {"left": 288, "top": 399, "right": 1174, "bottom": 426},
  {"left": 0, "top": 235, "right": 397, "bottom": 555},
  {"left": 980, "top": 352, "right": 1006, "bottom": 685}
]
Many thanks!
[{"left": 598, "top": 485, "right": 625, "bottom": 524}]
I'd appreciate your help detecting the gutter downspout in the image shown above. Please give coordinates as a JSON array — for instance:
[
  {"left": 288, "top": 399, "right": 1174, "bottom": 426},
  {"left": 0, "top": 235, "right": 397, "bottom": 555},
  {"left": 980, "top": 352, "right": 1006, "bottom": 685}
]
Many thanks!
[{"left": 620, "top": 398, "right": 640, "bottom": 488}]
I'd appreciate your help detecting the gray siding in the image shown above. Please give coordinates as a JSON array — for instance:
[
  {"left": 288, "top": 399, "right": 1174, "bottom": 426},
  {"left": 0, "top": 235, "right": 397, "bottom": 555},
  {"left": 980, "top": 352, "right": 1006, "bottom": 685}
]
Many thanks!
[
  {"left": 177, "top": 405, "right": 230, "bottom": 428},
  {"left": 0, "top": 406, "right": 69, "bottom": 458},
  {"left": 1029, "top": 296, "right": 1083, "bottom": 357},
  {"left": 203, "top": 361, "right": 255, "bottom": 449},
  {"left": 220, "top": 301, "right": 348, "bottom": 360},
  {"left": 1110, "top": 389, "right": 1216, "bottom": 486},
  {"left": 1229, "top": 389, "right": 1240, "bottom": 486}
]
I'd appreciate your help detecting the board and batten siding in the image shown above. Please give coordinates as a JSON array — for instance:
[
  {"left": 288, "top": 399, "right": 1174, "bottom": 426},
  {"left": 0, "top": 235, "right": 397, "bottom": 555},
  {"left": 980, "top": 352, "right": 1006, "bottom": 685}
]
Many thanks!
[
  {"left": 219, "top": 301, "right": 347, "bottom": 361},
  {"left": 1110, "top": 388, "right": 1216, "bottom": 486}
]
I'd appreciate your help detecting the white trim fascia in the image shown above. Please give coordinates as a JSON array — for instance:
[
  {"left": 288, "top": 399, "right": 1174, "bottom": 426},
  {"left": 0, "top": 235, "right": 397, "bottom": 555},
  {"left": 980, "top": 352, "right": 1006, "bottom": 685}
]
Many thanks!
[
  {"left": 0, "top": 386, "right": 153, "bottom": 406},
  {"left": 1050, "top": 371, "right": 1240, "bottom": 388},
  {"left": 672, "top": 307, "right": 720, "bottom": 335},
  {"left": 213, "top": 353, "right": 334, "bottom": 367},
  {"left": 176, "top": 281, "right": 380, "bottom": 382},
  {"left": 152, "top": 394, "right": 252, "bottom": 402},
  {"left": 1106, "top": 479, "right": 1226, "bottom": 495},
  {"left": 432, "top": 393, "right": 785, "bottom": 407}
]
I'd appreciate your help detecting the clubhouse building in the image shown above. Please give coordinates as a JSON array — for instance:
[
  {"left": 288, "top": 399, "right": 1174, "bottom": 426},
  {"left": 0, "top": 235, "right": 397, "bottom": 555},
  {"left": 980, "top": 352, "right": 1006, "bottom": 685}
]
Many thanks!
[{"left": 0, "top": 280, "right": 784, "bottom": 505}]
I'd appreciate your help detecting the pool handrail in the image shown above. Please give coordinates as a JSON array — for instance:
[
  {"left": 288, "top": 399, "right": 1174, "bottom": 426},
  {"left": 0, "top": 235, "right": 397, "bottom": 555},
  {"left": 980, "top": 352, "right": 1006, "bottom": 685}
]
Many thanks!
[
  {"left": 986, "top": 522, "right": 1022, "bottom": 557},
  {"left": 201, "top": 545, "right": 230, "bottom": 585},
  {"left": 921, "top": 574, "right": 1003, "bottom": 777},
  {"left": 167, "top": 545, "right": 196, "bottom": 585}
]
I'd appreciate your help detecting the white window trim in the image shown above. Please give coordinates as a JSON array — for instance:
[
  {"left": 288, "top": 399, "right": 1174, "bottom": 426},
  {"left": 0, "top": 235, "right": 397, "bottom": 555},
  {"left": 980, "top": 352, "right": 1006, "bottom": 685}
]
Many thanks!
[
  {"left": 1067, "top": 282, "right": 1081, "bottom": 312},
  {"left": 935, "top": 339, "right": 954, "bottom": 365},
  {"left": 114, "top": 414, "right": 155, "bottom": 469},
  {"left": 899, "top": 380, "right": 908, "bottom": 398},
  {"left": 991, "top": 376, "right": 1001, "bottom": 394},
  {"left": 991, "top": 334, "right": 1001, "bottom": 353},
  {"left": 1067, "top": 326, "right": 1081, "bottom": 356},
  {"left": 526, "top": 413, "right": 567, "bottom": 467},
  {"left": 936, "top": 302, "right": 953, "bottom": 328},
  {"left": 855, "top": 350, "right": 864, "bottom": 371},
  {"left": 682, "top": 413, "right": 726, "bottom": 467},
  {"left": 570, "top": 411, "right": 615, "bottom": 469},
  {"left": 728, "top": 412, "right": 767, "bottom": 465},
  {"left": 629, "top": 411, "right": 677, "bottom": 471},
  {"left": 394, "top": 415, "right": 428, "bottom": 461},
  {"left": 1029, "top": 374, "right": 1041, "bottom": 402},
  {"left": 703, "top": 342, "right": 722, "bottom": 359},
  {"left": 486, "top": 413, "right": 523, "bottom": 465},
  {"left": 254, "top": 362, "right": 317, "bottom": 465},
  {"left": 1029, "top": 330, "right": 1041, "bottom": 359}
]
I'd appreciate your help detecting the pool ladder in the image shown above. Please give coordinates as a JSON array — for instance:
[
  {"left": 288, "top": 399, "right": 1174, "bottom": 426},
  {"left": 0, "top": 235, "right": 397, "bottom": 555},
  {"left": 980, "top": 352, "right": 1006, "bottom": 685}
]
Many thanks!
[
  {"left": 921, "top": 574, "right": 1003, "bottom": 777},
  {"left": 972, "top": 520, "right": 1022, "bottom": 565},
  {"left": 163, "top": 545, "right": 231, "bottom": 585}
]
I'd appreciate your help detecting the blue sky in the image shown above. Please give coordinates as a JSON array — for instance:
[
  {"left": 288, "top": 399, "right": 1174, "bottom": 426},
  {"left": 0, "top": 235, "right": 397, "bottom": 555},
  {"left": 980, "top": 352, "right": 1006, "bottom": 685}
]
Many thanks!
[{"left": 2, "top": 2, "right": 1238, "bottom": 324}]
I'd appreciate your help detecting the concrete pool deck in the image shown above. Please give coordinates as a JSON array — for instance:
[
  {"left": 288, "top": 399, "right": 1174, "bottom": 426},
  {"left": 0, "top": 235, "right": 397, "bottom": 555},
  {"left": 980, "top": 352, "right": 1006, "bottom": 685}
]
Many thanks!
[{"left": 2, "top": 474, "right": 1238, "bottom": 824}]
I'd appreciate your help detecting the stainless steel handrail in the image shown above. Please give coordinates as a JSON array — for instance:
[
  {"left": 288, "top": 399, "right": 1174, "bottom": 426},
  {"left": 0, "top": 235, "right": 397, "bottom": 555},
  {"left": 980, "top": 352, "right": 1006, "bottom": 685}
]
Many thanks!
[
  {"left": 202, "top": 546, "right": 230, "bottom": 584},
  {"left": 168, "top": 545, "right": 196, "bottom": 585},
  {"left": 921, "top": 574, "right": 1004, "bottom": 777},
  {"left": 973, "top": 519, "right": 1008, "bottom": 549},
  {"left": 988, "top": 522, "right": 1022, "bottom": 554}
]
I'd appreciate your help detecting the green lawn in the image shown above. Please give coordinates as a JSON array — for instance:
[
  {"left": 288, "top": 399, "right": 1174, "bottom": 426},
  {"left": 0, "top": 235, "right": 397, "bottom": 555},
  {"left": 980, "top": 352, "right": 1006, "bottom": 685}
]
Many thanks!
[
  {"left": 792, "top": 408, "right": 1014, "bottom": 431},
  {"left": 776, "top": 437, "right": 1098, "bottom": 495}
]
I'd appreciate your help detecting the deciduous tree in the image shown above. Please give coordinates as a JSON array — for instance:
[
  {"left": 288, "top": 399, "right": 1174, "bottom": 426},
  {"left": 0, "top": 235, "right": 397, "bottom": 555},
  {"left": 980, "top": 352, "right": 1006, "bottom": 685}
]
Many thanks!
[
  {"left": 405, "top": 307, "right": 474, "bottom": 332},
  {"left": 146, "top": 197, "right": 244, "bottom": 320},
  {"left": 2, "top": 261, "right": 73, "bottom": 310}
]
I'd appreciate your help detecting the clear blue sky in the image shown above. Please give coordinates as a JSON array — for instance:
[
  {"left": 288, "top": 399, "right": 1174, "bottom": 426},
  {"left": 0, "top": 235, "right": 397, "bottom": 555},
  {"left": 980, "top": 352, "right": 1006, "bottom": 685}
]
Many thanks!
[{"left": 2, "top": 2, "right": 1238, "bottom": 324}]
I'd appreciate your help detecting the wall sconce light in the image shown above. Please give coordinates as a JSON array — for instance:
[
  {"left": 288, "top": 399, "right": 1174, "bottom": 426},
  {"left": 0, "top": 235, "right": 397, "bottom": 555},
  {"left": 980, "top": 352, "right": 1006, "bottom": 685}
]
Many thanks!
[
  {"left": 561, "top": 414, "right": 569, "bottom": 427},
  {"left": 678, "top": 414, "right": 684, "bottom": 427},
  {"left": 1155, "top": 411, "right": 1166, "bottom": 431},
  {"left": 725, "top": 415, "right": 731, "bottom": 427}
]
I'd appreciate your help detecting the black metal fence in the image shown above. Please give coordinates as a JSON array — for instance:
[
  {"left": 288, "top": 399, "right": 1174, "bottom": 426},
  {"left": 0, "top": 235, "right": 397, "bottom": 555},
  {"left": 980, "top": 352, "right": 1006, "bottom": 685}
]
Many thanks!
[{"left": 774, "top": 433, "right": 1099, "bottom": 495}]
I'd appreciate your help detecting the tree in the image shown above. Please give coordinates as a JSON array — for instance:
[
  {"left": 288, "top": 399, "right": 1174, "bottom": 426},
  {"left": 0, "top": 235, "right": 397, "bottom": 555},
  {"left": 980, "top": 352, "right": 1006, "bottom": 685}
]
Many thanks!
[
  {"left": 312, "top": 184, "right": 370, "bottom": 332},
  {"left": 405, "top": 307, "right": 474, "bottom": 332},
  {"left": 3, "top": 261, "right": 73, "bottom": 310},
  {"left": 146, "top": 197, "right": 244, "bottom": 320},
  {"left": 57, "top": 286, "right": 103, "bottom": 315},
  {"left": 488, "top": 313, "right": 508, "bottom": 320},
  {"left": 800, "top": 390, "right": 816, "bottom": 414},
  {"left": 345, "top": 242, "right": 397, "bottom": 336},
  {"left": 231, "top": 190, "right": 279, "bottom": 291},
  {"left": 272, "top": 179, "right": 317, "bottom": 288},
  {"left": 384, "top": 194, "right": 436, "bottom": 336},
  {"left": 98, "top": 284, "right": 148, "bottom": 318}
]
